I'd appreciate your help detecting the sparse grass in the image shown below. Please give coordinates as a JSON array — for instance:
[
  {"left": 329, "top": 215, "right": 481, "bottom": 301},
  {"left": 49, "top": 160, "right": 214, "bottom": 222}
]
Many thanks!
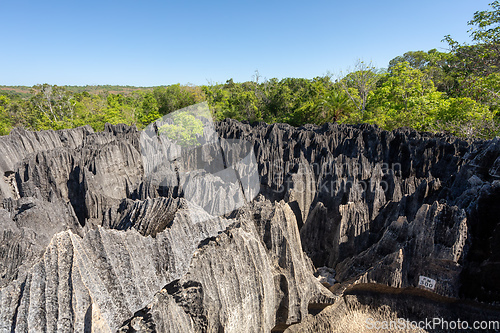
[
  {"left": 329, "top": 307, "right": 427, "bottom": 333},
  {"left": 284, "top": 302, "right": 427, "bottom": 333}
]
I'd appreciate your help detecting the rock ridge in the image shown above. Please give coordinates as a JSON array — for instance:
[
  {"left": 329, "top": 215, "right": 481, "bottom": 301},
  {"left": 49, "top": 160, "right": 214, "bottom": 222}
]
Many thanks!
[{"left": 0, "top": 121, "right": 499, "bottom": 332}]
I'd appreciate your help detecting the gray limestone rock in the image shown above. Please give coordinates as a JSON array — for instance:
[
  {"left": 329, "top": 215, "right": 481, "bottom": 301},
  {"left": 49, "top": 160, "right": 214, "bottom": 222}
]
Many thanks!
[{"left": 1, "top": 121, "right": 500, "bottom": 332}]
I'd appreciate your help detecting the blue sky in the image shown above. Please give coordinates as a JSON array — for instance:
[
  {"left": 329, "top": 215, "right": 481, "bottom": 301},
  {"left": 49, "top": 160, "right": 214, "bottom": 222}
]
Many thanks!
[{"left": 0, "top": 0, "right": 493, "bottom": 86}]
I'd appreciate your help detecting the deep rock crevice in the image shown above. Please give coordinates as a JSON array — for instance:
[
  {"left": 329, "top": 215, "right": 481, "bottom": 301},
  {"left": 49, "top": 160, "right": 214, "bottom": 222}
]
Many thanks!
[{"left": 0, "top": 121, "right": 499, "bottom": 332}]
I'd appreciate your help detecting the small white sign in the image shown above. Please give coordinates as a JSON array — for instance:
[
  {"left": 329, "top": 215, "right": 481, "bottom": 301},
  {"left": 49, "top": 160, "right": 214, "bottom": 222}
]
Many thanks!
[{"left": 418, "top": 276, "right": 436, "bottom": 290}]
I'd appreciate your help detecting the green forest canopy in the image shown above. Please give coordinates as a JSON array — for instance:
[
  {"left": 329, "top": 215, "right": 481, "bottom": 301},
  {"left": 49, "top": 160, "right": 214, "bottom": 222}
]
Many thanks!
[{"left": 1, "top": 2, "right": 499, "bottom": 138}]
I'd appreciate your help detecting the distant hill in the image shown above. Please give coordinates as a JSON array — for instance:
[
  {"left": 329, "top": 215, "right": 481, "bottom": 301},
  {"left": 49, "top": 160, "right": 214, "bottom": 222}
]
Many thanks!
[
  {"left": 0, "top": 86, "right": 32, "bottom": 98},
  {"left": 0, "top": 85, "right": 158, "bottom": 98}
]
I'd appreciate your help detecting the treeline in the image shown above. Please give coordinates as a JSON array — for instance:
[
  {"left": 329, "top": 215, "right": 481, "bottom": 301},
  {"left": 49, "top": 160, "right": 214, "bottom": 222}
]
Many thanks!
[
  {"left": 0, "top": 85, "right": 155, "bottom": 97},
  {"left": 1, "top": 2, "right": 499, "bottom": 138},
  {"left": 0, "top": 84, "right": 204, "bottom": 133}
]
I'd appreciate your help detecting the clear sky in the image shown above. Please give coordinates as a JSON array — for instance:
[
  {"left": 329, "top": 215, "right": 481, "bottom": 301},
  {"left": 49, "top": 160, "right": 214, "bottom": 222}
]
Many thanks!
[{"left": 0, "top": 0, "right": 493, "bottom": 86}]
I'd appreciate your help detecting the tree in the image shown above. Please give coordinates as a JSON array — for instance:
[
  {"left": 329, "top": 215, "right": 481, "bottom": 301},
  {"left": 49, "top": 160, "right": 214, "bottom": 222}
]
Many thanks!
[
  {"left": 29, "top": 84, "right": 76, "bottom": 129},
  {"left": 468, "top": 1, "right": 500, "bottom": 45},
  {"left": 456, "top": 72, "right": 500, "bottom": 109},
  {"left": 339, "top": 60, "right": 380, "bottom": 116},
  {"left": 71, "top": 91, "right": 107, "bottom": 130},
  {"left": 444, "top": 1, "right": 500, "bottom": 76},
  {"left": 432, "top": 97, "right": 497, "bottom": 138},
  {"left": 0, "top": 96, "right": 12, "bottom": 135},
  {"left": 154, "top": 84, "right": 205, "bottom": 116},
  {"left": 388, "top": 49, "right": 455, "bottom": 93},
  {"left": 373, "top": 62, "right": 436, "bottom": 112},
  {"left": 389, "top": 50, "right": 432, "bottom": 71},
  {"left": 315, "top": 87, "right": 350, "bottom": 124},
  {"left": 442, "top": 1, "right": 500, "bottom": 110},
  {"left": 368, "top": 62, "right": 443, "bottom": 131},
  {"left": 103, "top": 94, "right": 136, "bottom": 126},
  {"left": 137, "top": 92, "right": 161, "bottom": 127},
  {"left": 158, "top": 110, "right": 204, "bottom": 147}
]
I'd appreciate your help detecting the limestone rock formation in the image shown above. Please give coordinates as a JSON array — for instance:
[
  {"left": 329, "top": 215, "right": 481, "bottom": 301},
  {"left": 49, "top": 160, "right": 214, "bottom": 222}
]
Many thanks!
[{"left": 1, "top": 120, "right": 499, "bottom": 332}]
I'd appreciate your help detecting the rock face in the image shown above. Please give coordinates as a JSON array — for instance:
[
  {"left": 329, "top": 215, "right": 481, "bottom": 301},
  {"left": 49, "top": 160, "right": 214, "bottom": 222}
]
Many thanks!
[{"left": 1, "top": 121, "right": 500, "bottom": 332}]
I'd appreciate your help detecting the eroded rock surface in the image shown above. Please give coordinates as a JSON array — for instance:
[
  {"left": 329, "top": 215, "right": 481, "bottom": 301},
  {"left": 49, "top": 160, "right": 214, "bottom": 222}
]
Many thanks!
[{"left": 1, "top": 121, "right": 500, "bottom": 332}]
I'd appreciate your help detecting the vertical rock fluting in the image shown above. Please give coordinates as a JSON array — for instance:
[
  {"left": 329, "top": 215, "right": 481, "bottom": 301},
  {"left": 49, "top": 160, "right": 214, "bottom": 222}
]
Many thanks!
[
  {"left": 215, "top": 120, "right": 498, "bottom": 301},
  {"left": 0, "top": 197, "right": 82, "bottom": 288},
  {"left": 0, "top": 196, "right": 237, "bottom": 332},
  {"left": 118, "top": 197, "right": 335, "bottom": 333},
  {"left": 0, "top": 126, "right": 94, "bottom": 201},
  {"left": 0, "top": 120, "right": 499, "bottom": 332}
]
